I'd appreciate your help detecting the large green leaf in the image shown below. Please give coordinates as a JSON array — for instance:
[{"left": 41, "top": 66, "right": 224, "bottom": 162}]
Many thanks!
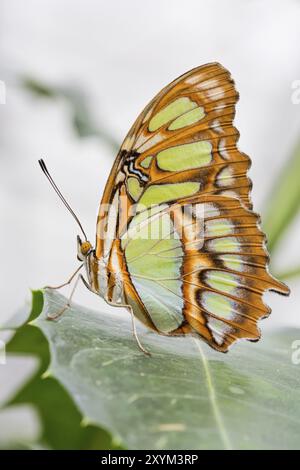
[
  {"left": 6, "top": 291, "right": 117, "bottom": 450},
  {"left": 263, "top": 139, "right": 300, "bottom": 253},
  {"left": 33, "top": 289, "right": 300, "bottom": 450}
]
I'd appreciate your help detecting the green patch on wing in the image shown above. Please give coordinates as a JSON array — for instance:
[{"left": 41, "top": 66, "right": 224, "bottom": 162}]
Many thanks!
[
  {"left": 123, "top": 207, "right": 184, "bottom": 333},
  {"left": 127, "top": 177, "right": 143, "bottom": 201},
  {"left": 205, "top": 271, "right": 238, "bottom": 294},
  {"left": 202, "top": 291, "right": 234, "bottom": 319},
  {"left": 168, "top": 106, "right": 205, "bottom": 130},
  {"left": 140, "top": 156, "right": 153, "bottom": 168},
  {"left": 138, "top": 182, "right": 200, "bottom": 208},
  {"left": 148, "top": 97, "right": 197, "bottom": 132},
  {"left": 157, "top": 141, "right": 212, "bottom": 171}
]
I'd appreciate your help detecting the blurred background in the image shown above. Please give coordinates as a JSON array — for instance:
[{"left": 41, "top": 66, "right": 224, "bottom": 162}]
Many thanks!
[{"left": 0, "top": 0, "right": 300, "bottom": 448}]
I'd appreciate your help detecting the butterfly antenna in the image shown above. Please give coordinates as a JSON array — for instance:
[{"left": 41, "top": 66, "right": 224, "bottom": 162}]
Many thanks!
[{"left": 38, "top": 158, "right": 88, "bottom": 241}]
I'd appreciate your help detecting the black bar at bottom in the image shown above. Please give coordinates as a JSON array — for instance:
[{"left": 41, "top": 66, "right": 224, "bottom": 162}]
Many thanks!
[{"left": 0, "top": 449, "right": 290, "bottom": 466}]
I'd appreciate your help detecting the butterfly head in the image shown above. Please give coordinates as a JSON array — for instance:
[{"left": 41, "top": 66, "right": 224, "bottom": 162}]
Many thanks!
[{"left": 77, "top": 235, "right": 93, "bottom": 261}]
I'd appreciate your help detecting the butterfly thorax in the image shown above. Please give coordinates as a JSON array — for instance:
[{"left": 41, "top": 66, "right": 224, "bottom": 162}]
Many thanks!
[{"left": 86, "top": 241, "right": 126, "bottom": 307}]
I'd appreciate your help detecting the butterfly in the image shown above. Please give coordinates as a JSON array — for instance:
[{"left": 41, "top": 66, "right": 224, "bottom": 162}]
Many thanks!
[{"left": 40, "top": 62, "right": 290, "bottom": 354}]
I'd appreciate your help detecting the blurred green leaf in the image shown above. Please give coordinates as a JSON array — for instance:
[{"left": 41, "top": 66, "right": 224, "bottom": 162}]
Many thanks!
[
  {"left": 276, "top": 265, "right": 300, "bottom": 282},
  {"left": 6, "top": 291, "right": 117, "bottom": 450},
  {"left": 33, "top": 289, "right": 300, "bottom": 450},
  {"left": 263, "top": 140, "right": 300, "bottom": 253},
  {"left": 23, "top": 78, "right": 56, "bottom": 98},
  {"left": 22, "top": 77, "right": 119, "bottom": 151}
]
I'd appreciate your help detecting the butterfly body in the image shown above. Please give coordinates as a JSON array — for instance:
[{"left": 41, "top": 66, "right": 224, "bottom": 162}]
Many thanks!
[{"left": 74, "top": 62, "right": 289, "bottom": 352}]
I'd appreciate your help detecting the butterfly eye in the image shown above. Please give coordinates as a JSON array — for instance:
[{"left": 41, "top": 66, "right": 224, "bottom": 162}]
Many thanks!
[
  {"left": 81, "top": 241, "right": 92, "bottom": 256},
  {"left": 77, "top": 236, "right": 92, "bottom": 260}
]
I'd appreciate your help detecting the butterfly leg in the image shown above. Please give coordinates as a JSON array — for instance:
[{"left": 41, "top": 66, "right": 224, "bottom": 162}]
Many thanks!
[
  {"left": 44, "top": 264, "right": 83, "bottom": 290},
  {"left": 47, "top": 273, "right": 82, "bottom": 320},
  {"left": 129, "top": 306, "right": 151, "bottom": 357}
]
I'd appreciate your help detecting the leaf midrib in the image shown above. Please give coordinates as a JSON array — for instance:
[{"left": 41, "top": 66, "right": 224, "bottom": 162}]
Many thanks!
[{"left": 193, "top": 338, "right": 232, "bottom": 450}]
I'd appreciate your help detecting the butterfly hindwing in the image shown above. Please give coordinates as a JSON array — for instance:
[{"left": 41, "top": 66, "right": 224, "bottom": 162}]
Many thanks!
[{"left": 121, "top": 196, "right": 288, "bottom": 351}]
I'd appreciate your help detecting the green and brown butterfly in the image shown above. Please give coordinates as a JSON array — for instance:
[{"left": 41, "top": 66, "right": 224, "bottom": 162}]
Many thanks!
[{"left": 39, "top": 62, "right": 290, "bottom": 354}]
